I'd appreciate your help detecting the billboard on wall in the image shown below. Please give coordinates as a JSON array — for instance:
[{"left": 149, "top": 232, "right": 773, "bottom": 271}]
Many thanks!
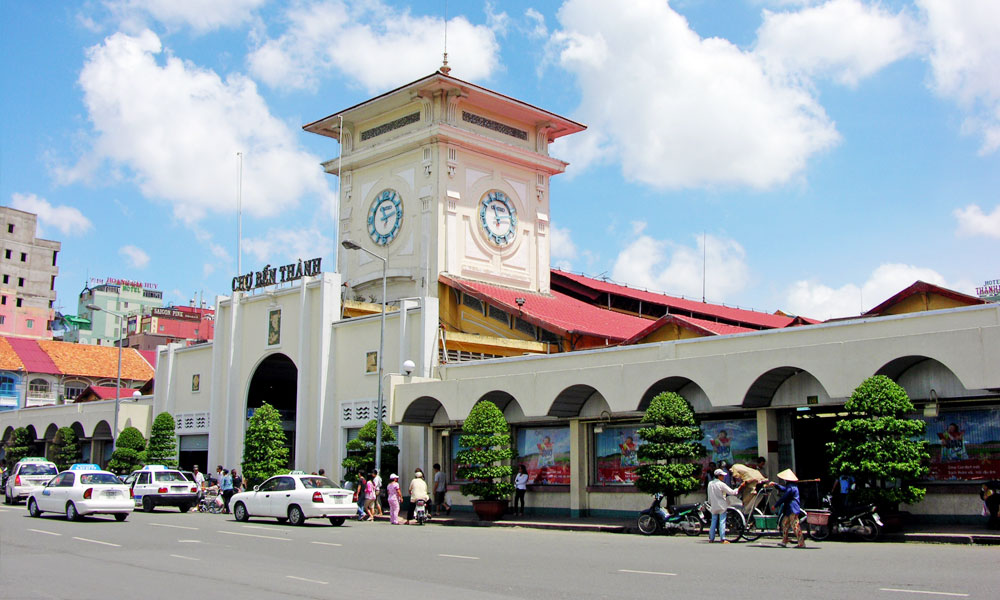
[
  {"left": 595, "top": 425, "right": 644, "bottom": 484},
  {"left": 700, "top": 418, "right": 758, "bottom": 469},
  {"left": 917, "top": 408, "right": 1000, "bottom": 481},
  {"left": 515, "top": 426, "right": 571, "bottom": 485}
]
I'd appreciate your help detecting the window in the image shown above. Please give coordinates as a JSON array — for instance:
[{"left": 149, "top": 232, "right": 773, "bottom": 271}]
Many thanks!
[
  {"left": 2, "top": 275, "right": 7, "bottom": 284},
  {"left": 137, "top": 472, "right": 151, "bottom": 485},
  {"left": 17, "top": 277, "right": 24, "bottom": 287},
  {"left": 16, "top": 298, "right": 22, "bottom": 307},
  {"left": 50, "top": 275, "right": 55, "bottom": 290},
  {"left": 4, "top": 250, "right": 9, "bottom": 259},
  {"left": 58, "top": 473, "right": 76, "bottom": 487},
  {"left": 20, "top": 252, "right": 26, "bottom": 262},
  {"left": 64, "top": 383, "right": 87, "bottom": 400},
  {"left": 6, "top": 224, "right": 12, "bottom": 233},
  {"left": 0, "top": 375, "right": 14, "bottom": 394},
  {"left": 51, "top": 250, "right": 57, "bottom": 266},
  {"left": 28, "top": 378, "right": 50, "bottom": 395},
  {"left": 1, "top": 295, "right": 5, "bottom": 305},
  {"left": 0, "top": 316, "right": 5, "bottom": 325},
  {"left": 26, "top": 319, "right": 33, "bottom": 329}
]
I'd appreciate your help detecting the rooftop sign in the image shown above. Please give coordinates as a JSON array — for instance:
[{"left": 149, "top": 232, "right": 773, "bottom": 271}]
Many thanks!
[
  {"left": 976, "top": 278, "right": 1000, "bottom": 300},
  {"left": 232, "top": 257, "right": 322, "bottom": 292},
  {"left": 151, "top": 307, "right": 202, "bottom": 322}
]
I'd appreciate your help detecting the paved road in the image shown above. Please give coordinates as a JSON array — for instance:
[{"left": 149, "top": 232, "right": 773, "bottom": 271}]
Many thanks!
[{"left": 1, "top": 504, "right": 996, "bottom": 599}]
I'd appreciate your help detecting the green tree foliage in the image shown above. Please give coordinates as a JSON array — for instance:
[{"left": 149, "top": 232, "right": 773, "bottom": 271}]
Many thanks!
[
  {"left": 341, "top": 419, "right": 398, "bottom": 481},
  {"left": 635, "top": 392, "right": 704, "bottom": 504},
  {"left": 456, "top": 401, "right": 514, "bottom": 500},
  {"left": 4, "top": 427, "right": 34, "bottom": 465},
  {"left": 50, "top": 427, "right": 81, "bottom": 470},
  {"left": 107, "top": 426, "right": 147, "bottom": 474},
  {"left": 145, "top": 412, "right": 178, "bottom": 467},
  {"left": 827, "top": 375, "right": 929, "bottom": 509},
  {"left": 241, "top": 403, "right": 289, "bottom": 487}
]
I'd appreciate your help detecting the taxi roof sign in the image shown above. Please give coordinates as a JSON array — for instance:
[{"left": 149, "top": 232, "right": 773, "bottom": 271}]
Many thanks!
[
  {"left": 69, "top": 463, "right": 101, "bottom": 471},
  {"left": 288, "top": 470, "right": 307, "bottom": 475},
  {"left": 142, "top": 465, "right": 169, "bottom": 471},
  {"left": 20, "top": 457, "right": 50, "bottom": 462}
]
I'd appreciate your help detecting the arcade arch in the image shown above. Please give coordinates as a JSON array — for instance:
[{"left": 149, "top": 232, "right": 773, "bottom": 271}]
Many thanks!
[{"left": 246, "top": 353, "right": 298, "bottom": 467}]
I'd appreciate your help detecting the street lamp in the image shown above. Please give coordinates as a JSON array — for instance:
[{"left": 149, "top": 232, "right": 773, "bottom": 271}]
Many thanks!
[
  {"left": 341, "top": 239, "right": 388, "bottom": 474},
  {"left": 86, "top": 304, "right": 125, "bottom": 448}
]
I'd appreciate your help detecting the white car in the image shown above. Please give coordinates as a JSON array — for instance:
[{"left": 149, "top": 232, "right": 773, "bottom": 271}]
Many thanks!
[
  {"left": 27, "top": 464, "right": 133, "bottom": 521},
  {"left": 124, "top": 465, "right": 200, "bottom": 512},
  {"left": 230, "top": 473, "right": 355, "bottom": 526},
  {"left": 4, "top": 458, "right": 59, "bottom": 504}
]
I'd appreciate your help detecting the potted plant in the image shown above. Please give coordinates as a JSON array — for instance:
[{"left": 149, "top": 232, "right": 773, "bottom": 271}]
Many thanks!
[{"left": 456, "top": 401, "right": 514, "bottom": 520}]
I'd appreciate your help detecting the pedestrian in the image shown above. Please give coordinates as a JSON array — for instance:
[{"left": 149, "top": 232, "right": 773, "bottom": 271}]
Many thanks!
[
  {"left": 387, "top": 473, "right": 402, "bottom": 524},
  {"left": 371, "top": 469, "right": 383, "bottom": 517},
  {"left": 406, "top": 468, "right": 430, "bottom": 525},
  {"left": 354, "top": 474, "right": 367, "bottom": 521},
  {"left": 318, "top": 468, "right": 326, "bottom": 477},
  {"left": 231, "top": 468, "right": 243, "bottom": 493},
  {"left": 514, "top": 464, "right": 529, "bottom": 516},
  {"left": 719, "top": 461, "right": 733, "bottom": 486},
  {"left": 755, "top": 456, "right": 768, "bottom": 478},
  {"left": 364, "top": 475, "right": 376, "bottom": 521},
  {"left": 830, "top": 473, "right": 855, "bottom": 512},
  {"left": 192, "top": 465, "right": 205, "bottom": 487},
  {"left": 707, "top": 468, "right": 744, "bottom": 543},
  {"left": 703, "top": 461, "right": 717, "bottom": 489},
  {"left": 769, "top": 469, "right": 806, "bottom": 548},
  {"left": 220, "top": 468, "right": 234, "bottom": 513},
  {"left": 432, "top": 463, "right": 451, "bottom": 515}
]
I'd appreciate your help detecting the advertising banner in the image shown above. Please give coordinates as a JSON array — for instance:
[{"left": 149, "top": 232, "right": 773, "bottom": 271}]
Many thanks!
[
  {"left": 595, "top": 425, "right": 644, "bottom": 484},
  {"left": 516, "top": 426, "right": 571, "bottom": 485},
  {"left": 699, "top": 418, "right": 758, "bottom": 470},
  {"left": 917, "top": 408, "right": 1000, "bottom": 481}
]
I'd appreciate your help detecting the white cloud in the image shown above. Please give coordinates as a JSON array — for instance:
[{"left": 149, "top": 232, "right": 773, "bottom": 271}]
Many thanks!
[
  {"left": 550, "top": 225, "right": 578, "bottom": 270},
  {"left": 755, "top": 0, "right": 919, "bottom": 87},
  {"left": 101, "top": 0, "right": 267, "bottom": 33},
  {"left": 247, "top": 0, "right": 501, "bottom": 93},
  {"left": 784, "top": 263, "right": 951, "bottom": 320},
  {"left": 954, "top": 203, "right": 1000, "bottom": 238},
  {"left": 525, "top": 8, "right": 548, "bottom": 39},
  {"left": 611, "top": 230, "right": 750, "bottom": 302},
  {"left": 485, "top": 1, "right": 510, "bottom": 36},
  {"left": 548, "top": 0, "right": 839, "bottom": 189},
  {"left": 119, "top": 244, "right": 150, "bottom": 269},
  {"left": 62, "top": 30, "right": 333, "bottom": 224},
  {"left": 920, "top": 0, "right": 1000, "bottom": 153},
  {"left": 8, "top": 193, "right": 93, "bottom": 237},
  {"left": 243, "top": 228, "right": 333, "bottom": 266}
]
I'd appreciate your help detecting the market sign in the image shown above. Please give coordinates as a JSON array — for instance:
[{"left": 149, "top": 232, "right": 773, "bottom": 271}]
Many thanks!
[
  {"left": 976, "top": 278, "right": 1000, "bottom": 301},
  {"left": 151, "top": 307, "right": 201, "bottom": 322},
  {"left": 232, "top": 257, "right": 322, "bottom": 292}
]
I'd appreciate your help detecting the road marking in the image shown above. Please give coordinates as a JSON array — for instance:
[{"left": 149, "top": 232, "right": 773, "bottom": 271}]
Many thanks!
[
  {"left": 287, "top": 576, "right": 328, "bottom": 585},
  {"left": 0, "top": 508, "right": 9, "bottom": 512},
  {"left": 150, "top": 523, "right": 198, "bottom": 531},
  {"left": 311, "top": 541, "right": 343, "bottom": 547},
  {"left": 73, "top": 537, "right": 121, "bottom": 547},
  {"left": 217, "top": 530, "right": 290, "bottom": 541},
  {"left": 618, "top": 569, "right": 677, "bottom": 577},
  {"left": 170, "top": 554, "right": 199, "bottom": 561},
  {"left": 241, "top": 525, "right": 274, "bottom": 530},
  {"left": 28, "top": 529, "right": 61, "bottom": 536},
  {"left": 178, "top": 539, "right": 202, "bottom": 543},
  {"left": 438, "top": 554, "right": 479, "bottom": 560},
  {"left": 880, "top": 589, "right": 969, "bottom": 597}
]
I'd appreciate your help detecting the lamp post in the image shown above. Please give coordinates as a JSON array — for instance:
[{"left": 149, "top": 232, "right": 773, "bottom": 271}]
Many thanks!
[
  {"left": 341, "top": 240, "right": 388, "bottom": 474},
  {"left": 86, "top": 304, "right": 124, "bottom": 448}
]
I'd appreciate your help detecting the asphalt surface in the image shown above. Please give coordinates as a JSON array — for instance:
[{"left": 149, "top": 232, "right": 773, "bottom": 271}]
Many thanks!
[{"left": 1, "top": 503, "right": 997, "bottom": 599}]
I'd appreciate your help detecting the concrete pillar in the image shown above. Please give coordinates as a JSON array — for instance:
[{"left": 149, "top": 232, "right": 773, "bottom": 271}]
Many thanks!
[
  {"left": 756, "top": 409, "right": 779, "bottom": 479},
  {"left": 569, "top": 419, "right": 587, "bottom": 517}
]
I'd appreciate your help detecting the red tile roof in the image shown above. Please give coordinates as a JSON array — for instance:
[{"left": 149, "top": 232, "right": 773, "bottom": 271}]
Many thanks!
[
  {"left": 5, "top": 338, "right": 61, "bottom": 374},
  {"left": 138, "top": 350, "right": 158, "bottom": 369},
  {"left": 0, "top": 336, "right": 155, "bottom": 381},
  {"left": 440, "top": 274, "right": 651, "bottom": 341},
  {"left": 863, "top": 280, "right": 987, "bottom": 316},
  {"left": 551, "top": 269, "right": 800, "bottom": 328},
  {"left": 621, "top": 313, "right": 755, "bottom": 344},
  {"left": 76, "top": 385, "right": 141, "bottom": 401},
  {"left": 0, "top": 337, "right": 25, "bottom": 371}
]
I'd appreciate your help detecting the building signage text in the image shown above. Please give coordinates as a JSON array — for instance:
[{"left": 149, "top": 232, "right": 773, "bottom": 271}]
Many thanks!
[
  {"left": 977, "top": 278, "right": 1000, "bottom": 299},
  {"left": 232, "top": 257, "right": 323, "bottom": 292},
  {"left": 90, "top": 277, "right": 158, "bottom": 290},
  {"left": 151, "top": 308, "right": 202, "bottom": 322}
]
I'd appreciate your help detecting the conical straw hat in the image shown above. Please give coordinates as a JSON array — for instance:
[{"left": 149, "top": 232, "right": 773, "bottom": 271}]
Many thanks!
[{"left": 776, "top": 469, "right": 798, "bottom": 482}]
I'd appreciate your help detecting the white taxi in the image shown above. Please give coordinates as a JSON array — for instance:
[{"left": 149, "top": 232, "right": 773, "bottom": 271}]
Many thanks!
[
  {"left": 4, "top": 458, "right": 59, "bottom": 504},
  {"left": 27, "top": 464, "right": 133, "bottom": 521},
  {"left": 124, "top": 465, "right": 199, "bottom": 512},
  {"left": 230, "top": 472, "right": 355, "bottom": 526}
]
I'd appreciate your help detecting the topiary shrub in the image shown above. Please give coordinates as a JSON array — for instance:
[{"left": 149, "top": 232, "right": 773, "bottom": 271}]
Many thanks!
[
  {"left": 108, "top": 426, "right": 147, "bottom": 474},
  {"left": 4, "top": 427, "right": 33, "bottom": 466},
  {"left": 635, "top": 392, "right": 704, "bottom": 505},
  {"left": 827, "top": 375, "right": 929, "bottom": 510},
  {"left": 145, "top": 412, "right": 178, "bottom": 467},
  {"left": 50, "top": 427, "right": 81, "bottom": 471},
  {"left": 241, "top": 403, "right": 289, "bottom": 488},
  {"left": 456, "top": 401, "right": 514, "bottom": 501},
  {"left": 341, "top": 419, "right": 398, "bottom": 481}
]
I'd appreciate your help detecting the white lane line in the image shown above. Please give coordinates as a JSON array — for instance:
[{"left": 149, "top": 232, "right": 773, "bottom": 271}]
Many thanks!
[
  {"left": 217, "top": 530, "right": 290, "bottom": 541},
  {"left": 28, "top": 529, "right": 61, "bottom": 536},
  {"left": 618, "top": 569, "right": 677, "bottom": 577},
  {"left": 150, "top": 523, "right": 199, "bottom": 531},
  {"left": 311, "top": 541, "right": 343, "bottom": 547},
  {"left": 438, "top": 554, "right": 479, "bottom": 560},
  {"left": 0, "top": 508, "right": 9, "bottom": 512},
  {"left": 170, "top": 554, "right": 200, "bottom": 561},
  {"left": 287, "top": 576, "right": 328, "bottom": 585},
  {"left": 73, "top": 536, "right": 121, "bottom": 547},
  {"left": 178, "top": 539, "right": 202, "bottom": 543},
  {"left": 240, "top": 525, "right": 274, "bottom": 530},
  {"left": 880, "top": 589, "right": 969, "bottom": 597}
]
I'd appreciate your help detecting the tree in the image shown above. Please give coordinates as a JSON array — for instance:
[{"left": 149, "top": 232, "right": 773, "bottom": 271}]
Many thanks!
[
  {"left": 456, "top": 401, "right": 514, "bottom": 501},
  {"left": 341, "top": 419, "right": 398, "bottom": 481},
  {"left": 241, "top": 403, "right": 289, "bottom": 487},
  {"left": 145, "top": 412, "right": 178, "bottom": 467},
  {"left": 4, "top": 427, "right": 33, "bottom": 465},
  {"left": 827, "top": 375, "right": 929, "bottom": 510},
  {"left": 635, "top": 392, "right": 704, "bottom": 505},
  {"left": 50, "top": 427, "right": 81, "bottom": 470},
  {"left": 107, "top": 426, "right": 146, "bottom": 474}
]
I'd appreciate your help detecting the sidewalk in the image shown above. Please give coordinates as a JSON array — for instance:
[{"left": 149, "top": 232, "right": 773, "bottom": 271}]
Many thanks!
[{"left": 374, "top": 511, "right": 1000, "bottom": 545}]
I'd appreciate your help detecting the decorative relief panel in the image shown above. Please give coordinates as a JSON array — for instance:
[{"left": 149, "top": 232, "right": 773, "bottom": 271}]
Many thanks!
[
  {"left": 360, "top": 112, "right": 420, "bottom": 141},
  {"left": 462, "top": 111, "right": 528, "bottom": 141}
]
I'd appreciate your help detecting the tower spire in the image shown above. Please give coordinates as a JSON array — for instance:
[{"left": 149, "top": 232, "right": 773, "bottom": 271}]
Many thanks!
[{"left": 439, "top": 0, "right": 451, "bottom": 75}]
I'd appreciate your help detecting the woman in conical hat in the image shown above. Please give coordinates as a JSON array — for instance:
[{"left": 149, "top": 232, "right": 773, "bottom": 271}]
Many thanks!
[{"left": 768, "top": 468, "right": 805, "bottom": 547}]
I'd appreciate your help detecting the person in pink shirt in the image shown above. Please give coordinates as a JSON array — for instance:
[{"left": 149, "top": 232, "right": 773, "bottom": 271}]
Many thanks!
[{"left": 387, "top": 473, "right": 402, "bottom": 524}]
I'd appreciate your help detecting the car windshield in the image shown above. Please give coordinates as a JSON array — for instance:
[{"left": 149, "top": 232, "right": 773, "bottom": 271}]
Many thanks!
[
  {"left": 80, "top": 473, "right": 122, "bottom": 485},
  {"left": 21, "top": 464, "right": 57, "bottom": 476},
  {"left": 154, "top": 472, "right": 187, "bottom": 482},
  {"left": 300, "top": 477, "right": 338, "bottom": 490}
]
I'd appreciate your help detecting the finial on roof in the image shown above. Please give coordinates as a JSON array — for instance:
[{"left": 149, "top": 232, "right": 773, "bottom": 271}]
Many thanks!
[{"left": 439, "top": 52, "right": 451, "bottom": 75}]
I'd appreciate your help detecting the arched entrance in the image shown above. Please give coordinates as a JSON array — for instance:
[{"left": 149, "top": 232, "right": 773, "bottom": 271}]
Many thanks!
[{"left": 246, "top": 353, "right": 298, "bottom": 468}]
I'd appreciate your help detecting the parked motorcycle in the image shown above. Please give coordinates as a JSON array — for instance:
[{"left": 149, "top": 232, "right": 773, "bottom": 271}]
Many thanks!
[
  {"left": 414, "top": 498, "right": 431, "bottom": 525},
  {"left": 637, "top": 493, "right": 704, "bottom": 536},
  {"left": 808, "top": 495, "right": 882, "bottom": 542}
]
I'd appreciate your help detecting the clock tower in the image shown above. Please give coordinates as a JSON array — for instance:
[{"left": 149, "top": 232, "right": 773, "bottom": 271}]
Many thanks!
[{"left": 304, "top": 69, "right": 585, "bottom": 303}]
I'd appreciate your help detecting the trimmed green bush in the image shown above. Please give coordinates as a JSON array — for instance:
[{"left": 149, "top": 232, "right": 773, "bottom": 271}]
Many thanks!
[
  {"left": 635, "top": 392, "right": 704, "bottom": 504},
  {"left": 341, "top": 419, "right": 398, "bottom": 481},
  {"left": 456, "top": 401, "right": 514, "bottom": 500},
  {"left": 145, "top": 412, "right": 178, "bottom": 467},
  {"left": 108, "top": 426, "right": 146, "bottom": 474},
  {"left": 50, "top": 427, "right": 81, "bottom": 470},
  {"left": 4, "top": 427, "right": 34, "bottom": 466},
  {"left": 241, "top": 403, "right": 289, "bottom": 487}
]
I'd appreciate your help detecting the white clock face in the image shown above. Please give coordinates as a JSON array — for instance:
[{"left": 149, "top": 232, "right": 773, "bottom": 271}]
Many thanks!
[
  {"left": 368, "top": 189, "right": 403, "bottom": 246},
  {"left": 479, "top": 190, "right": 517, "bottom": 247}
]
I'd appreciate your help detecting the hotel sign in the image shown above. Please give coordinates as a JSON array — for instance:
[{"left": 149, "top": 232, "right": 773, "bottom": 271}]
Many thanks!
[
  {"left": 232, "top": 257, "right": 322, "bottom": 292},
  {"left": 976, "top": 278, "right": 1000, "bottom": 300}
]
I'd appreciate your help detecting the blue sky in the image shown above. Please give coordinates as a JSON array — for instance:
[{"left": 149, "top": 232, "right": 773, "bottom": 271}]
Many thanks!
[{"left": 1, "top": 0, "right": 998, "bottom": 320}]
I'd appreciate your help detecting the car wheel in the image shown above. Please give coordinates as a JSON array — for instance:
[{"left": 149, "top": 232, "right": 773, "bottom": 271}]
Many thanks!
[
  {"left": 66, "top": 502, "right": 80, "bottom": 522},
  {"left": 3, "top": 488, "right": 11, "bottom": 505},
  {"left": 114, "top": 513, "right": 128, "bottom": 522},
  {"left": 329, "top": 517, "right": 346, "bottom": 526},
  {"left": 142, "top": 497, "right": 154, "bottom": 513},
  {"left": 637, "top": 514, "right": 659, "bottom": 535},
  {"left": 233, "top": 502, "right": 250, "bottom": 522},
  {"left": 178, "top": 503, "right": 191, "bottom": 513},
  {"left": 27, "top": 498, "right": 41, "bottom": 518},
  {"left": 287, "top": 505, "right": 305, "bottom": 526}
]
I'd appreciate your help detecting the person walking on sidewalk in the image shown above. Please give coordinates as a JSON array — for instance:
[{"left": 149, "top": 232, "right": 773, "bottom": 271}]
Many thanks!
[
  {"left": 219, "top": 469, "right": 234, "bottom": 514},
  {"left": 707, "top": 468, "right": 744, "bottom": 543},
  {"left": 433, "top": 463, "right": 451, "bottom": 515},
  {"left": 387, "top": 474, "right": 402, "bottom": 524},
  {"left": 514, "top": 464, "right": 529, "bottom": 516},
  {"left": 354, "top": 475, "right": 367, "bottom": 521},
  {"left": 769, "top": 469, "right": 806, "bottom": 548},
  {"left": 371, "top": 469, "right": 383, "bottom": 517}
]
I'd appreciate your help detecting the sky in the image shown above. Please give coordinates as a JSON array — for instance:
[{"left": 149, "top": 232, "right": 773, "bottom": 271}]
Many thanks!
[{"left": 1, "top": 0, "right": 998, "bottom": 321}]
